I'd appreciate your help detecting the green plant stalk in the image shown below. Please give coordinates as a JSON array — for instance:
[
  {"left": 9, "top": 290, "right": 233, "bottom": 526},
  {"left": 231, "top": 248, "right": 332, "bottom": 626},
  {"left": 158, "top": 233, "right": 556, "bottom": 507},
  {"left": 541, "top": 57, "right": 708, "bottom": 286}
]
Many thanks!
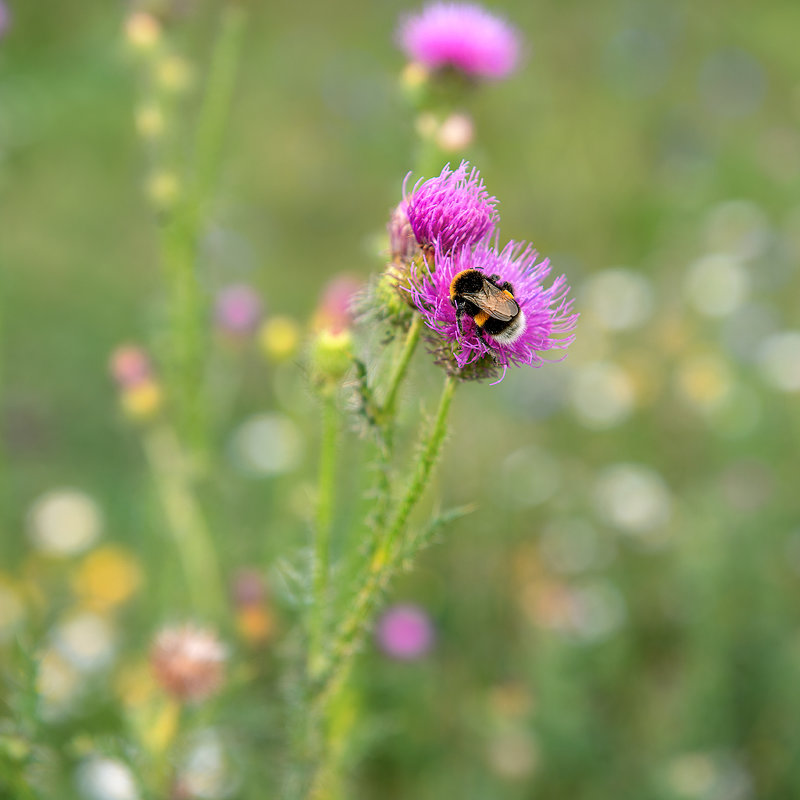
[
  {"left": 142, "top": 423, "right": 225, "bottom": 621},
  {"left": 316, "top": 373, "right": 457, "bottom": 707},
  {"left": 161, "top": 4, "right": 246, "bottom": 459},
  {"left": 308, "top": 390, "right": 339, "bottom": 678},
  {"left": 380, "top": 314, "right": 423, "bottom": 428}
]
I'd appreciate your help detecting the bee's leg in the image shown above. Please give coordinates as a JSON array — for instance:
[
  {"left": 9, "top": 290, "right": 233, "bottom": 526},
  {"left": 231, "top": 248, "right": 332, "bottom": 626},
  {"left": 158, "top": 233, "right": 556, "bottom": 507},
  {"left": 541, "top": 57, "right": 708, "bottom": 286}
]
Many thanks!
[
  {"left": 498, "top": 280, "right": 514, "bottom": 294},
  {"left": 453, "top": 297, "right": 467, "bottom": 337}
]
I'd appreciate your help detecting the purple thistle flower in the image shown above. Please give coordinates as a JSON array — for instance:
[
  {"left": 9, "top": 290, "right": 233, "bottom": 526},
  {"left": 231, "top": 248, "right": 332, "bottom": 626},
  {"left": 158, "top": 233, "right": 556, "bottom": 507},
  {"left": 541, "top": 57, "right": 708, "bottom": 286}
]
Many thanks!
[
  {"left": 0, "top": 2, "right": 9, "bottom": 39},
  {"left": 404, "top": 161, "right": 498, "bottom": 254},
  {"left": 398, "top": 3, "right": 521, "bottom": 81},
  {"left": 376, "top": 604, "right": 435, "bottom": 660},
  {"left": 407, "top": 241, "right": 577, "bottom": 376},
  {"left": 215, "top": 284, "right": 263, "bottom": 336}
]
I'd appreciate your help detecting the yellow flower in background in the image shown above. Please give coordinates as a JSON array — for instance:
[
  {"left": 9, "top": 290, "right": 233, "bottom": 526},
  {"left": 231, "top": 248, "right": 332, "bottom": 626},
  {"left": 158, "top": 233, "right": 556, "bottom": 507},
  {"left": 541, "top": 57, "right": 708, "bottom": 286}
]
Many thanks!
[
  {"left": 258, "top": 316, "right": 300, "bottom": 363},
  {"left": 121, "top": 379, "right": 163, "bottom": 420},
  {"left": 116, "top": 662, "right": 180, "bottom": 754},
  {"left": 235, "top": 605, "right": 275, "bottom": 646},
  {"left": 72, "top": 545, "right": 142, "bottom": 612}
]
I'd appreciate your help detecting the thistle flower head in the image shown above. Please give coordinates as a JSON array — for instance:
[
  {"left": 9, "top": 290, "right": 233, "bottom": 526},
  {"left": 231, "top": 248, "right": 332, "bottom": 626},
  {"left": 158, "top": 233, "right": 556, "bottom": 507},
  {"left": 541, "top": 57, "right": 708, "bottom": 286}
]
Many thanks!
[
  {"left": 214, "top": 284, "right": 263, "bottom": 337},
  {"left": 404, "top": 161, "right": 498, "bottom": 254},
  {"left": 377, "top": 604, "right": 435, "bottom": 660},
  {"left": 407, "top": 241, "right": 577, "bottom": 378},
  {"left": 150, "top": 624, "right": 227, "bottom": 704},
  {"left": 0, "top": 2, "right": 10, "bottom": 38},
  {"left": 398, "top": 3, "right": 521, "bottom": 81}
]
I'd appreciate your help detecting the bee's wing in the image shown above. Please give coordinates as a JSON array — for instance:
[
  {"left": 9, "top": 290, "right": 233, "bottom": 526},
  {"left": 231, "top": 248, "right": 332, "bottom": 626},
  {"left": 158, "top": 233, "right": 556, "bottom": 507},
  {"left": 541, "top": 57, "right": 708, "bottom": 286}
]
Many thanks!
[{"left": 463, "top": 283, "right": 519, "bottom": 322}]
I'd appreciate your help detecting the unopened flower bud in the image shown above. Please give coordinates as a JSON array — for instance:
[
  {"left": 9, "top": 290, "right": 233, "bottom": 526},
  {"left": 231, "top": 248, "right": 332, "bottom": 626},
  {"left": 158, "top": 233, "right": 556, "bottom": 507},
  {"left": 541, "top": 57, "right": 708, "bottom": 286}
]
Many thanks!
[
  {"left": 135, "top": 105, "right": 165, "bottom": 140},
  {"left": 155, "top": 55, "right": 193, "bottom": 93},
  {"left": 436, "top": 112, "right": 474, "bottom": 152},
  {"left": 400, "top": 61, "right": 430, "bottom": 106},
  {"left": 121, "top": 379, "right": 163, "bottom": 421},
  {"left": 125, "top": 12, "right": 161, "bottom": 51},
  {"left": 150, "top": 624, "right": 226, "bottom": 704},
  {"left": 310, "top": 329, "right": 353, "bottom": 384},
  {"left": 110, "top": 345, "right": 153, "bottom": 390},
  {"left": 146, "top": 171, "right": 180, "bottom": 210}
]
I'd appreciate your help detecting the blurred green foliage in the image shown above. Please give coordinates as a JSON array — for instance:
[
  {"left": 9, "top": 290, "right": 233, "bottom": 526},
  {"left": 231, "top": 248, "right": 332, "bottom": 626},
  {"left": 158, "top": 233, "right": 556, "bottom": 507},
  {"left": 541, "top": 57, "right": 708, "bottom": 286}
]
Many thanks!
[{"left": 3, "top": 0, "right": 800, "bottom": 798}]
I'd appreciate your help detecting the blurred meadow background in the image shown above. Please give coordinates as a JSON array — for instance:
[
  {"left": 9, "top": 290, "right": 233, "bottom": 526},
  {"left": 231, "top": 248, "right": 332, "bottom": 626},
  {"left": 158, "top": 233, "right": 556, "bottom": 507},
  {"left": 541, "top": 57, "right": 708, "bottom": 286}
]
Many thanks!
[{"left": 3, "top": 0, "right": 800, "bottom": 798}]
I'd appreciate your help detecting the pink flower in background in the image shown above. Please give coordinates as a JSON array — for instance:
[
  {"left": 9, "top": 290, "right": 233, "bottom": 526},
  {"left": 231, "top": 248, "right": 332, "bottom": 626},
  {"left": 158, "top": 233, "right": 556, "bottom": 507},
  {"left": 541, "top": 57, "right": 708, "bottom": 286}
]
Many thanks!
[
  {"left": 151, "top": 624, "right": 227, "bottom": 704},
  {"left": 109, "top": 345, "right": 153, "bottom": 389},
  {"left": 0, "top": 2, "right": 10, "bottom": 38},
  {"left": 312, "top": 275, "right": 362, "bottom": 333},
  {"left": 377, "top": 604, "right": 435, "bottom": 660},
  {"left": 398, "top": 3, "right": 521, "bottom": 80},
  {"left": 404, "top": 161, "right": 498, "bottom": 254},
  {"left": 407, "top": 240, "right": 577, "bottom": 371},
  {"left": 215, "top": 284, "right": 263, "bottom": 336}
]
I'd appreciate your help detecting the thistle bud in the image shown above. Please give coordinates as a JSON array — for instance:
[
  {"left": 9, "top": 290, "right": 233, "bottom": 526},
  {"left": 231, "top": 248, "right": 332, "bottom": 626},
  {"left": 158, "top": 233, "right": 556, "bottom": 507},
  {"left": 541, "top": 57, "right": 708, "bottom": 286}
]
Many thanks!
[
  {"left": 309, "top": 329, "right": 354, "bottom": 385},
  {"left": 124, "top": 12, "right": 162, "bottom": 52}
]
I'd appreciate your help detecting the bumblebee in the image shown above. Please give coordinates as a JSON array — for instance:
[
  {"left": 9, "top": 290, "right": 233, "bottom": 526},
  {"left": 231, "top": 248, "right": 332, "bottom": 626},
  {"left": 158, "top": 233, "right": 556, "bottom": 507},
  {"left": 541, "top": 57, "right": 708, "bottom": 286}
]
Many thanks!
[{"left": 449, "top": 269, "right": 526, "bottom": 345}]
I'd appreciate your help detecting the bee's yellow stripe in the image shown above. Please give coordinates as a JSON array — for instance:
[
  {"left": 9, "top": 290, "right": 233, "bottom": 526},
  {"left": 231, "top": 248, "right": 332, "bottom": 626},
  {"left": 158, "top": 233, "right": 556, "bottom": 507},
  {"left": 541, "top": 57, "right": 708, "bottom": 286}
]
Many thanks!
[
  {"left": 502, "top": 289, "right": 515, "bottom": 299},
  {"left": 474, "top": 310, "right": 490, "bottom": 326}
]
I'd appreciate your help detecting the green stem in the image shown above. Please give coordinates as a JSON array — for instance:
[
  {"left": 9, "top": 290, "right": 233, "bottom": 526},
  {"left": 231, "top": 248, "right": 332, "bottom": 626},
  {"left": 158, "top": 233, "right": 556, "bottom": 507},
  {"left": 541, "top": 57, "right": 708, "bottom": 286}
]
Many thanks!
[
  {"left": 309, "top": 391, "right": 339, "bottom": 678},
  {"left": 380, "top": 315, "right": 423, "bottom": 426},
  {"left": 317, "top": 374, "right": 457, "bottom": 706},
  {"left": 161, "top": 4, "right": 246, "bottom": 460},
  {"left": 142, "top": 423, "right": 225, "bottom": 621}
]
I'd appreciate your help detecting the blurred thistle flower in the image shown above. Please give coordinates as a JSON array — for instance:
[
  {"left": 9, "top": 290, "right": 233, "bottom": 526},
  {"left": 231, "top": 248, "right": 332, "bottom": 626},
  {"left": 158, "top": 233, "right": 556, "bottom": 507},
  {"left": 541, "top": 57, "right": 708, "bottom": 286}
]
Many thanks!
[
  {"left": 150, "top": 624, "right": 227, "bottom": 704},
  {"left": 407, "top": 241, "right": 577, "bottom": 379},
  {"left": 403, "top": 161, "right": 498, "bottom": 255},
  {"left": 231, "top": 568, "right": 267, "bottom": 607},
  {"left": 258, "top": 315, "right": 301, "bottom": 363},
  {"left": 231, "top": 569, "right": 275, "bottom": 645},
  {"left": 124, "top": 12, "right": 162, "bottom": 51},
  {"left": 214, "top": 284, "right": 263, "bottom": 337},
  {"left": 398, "top": 3, "right": 521, "bottom": 81},
  {"left": 376, "top": 604, "right": 434, "bottom": 660},
  {"left": 109, "top": 345, "right": 163, "bottom": 419},
  {"left": 0, "top": 2, "right": 10, "bottom": 38},
  {"left": 109, "top": 345, "right": 153, "bottom": 389},
  {"left": 312, "top": 275, "right": 362, "bottom": 334}
]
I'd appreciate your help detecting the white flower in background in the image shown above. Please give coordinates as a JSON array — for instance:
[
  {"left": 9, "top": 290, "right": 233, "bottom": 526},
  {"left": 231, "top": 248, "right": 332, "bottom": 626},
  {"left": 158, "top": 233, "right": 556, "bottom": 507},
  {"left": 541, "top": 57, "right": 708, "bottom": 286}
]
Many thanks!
[
  {"left": 570, "top": 362, "right": 634, "bottom": 430},
  {"left": 28, "top": 489, "right": 102, "bottom": 556},
  {"left": 757, "top": 331, "right": 800, "bottom": 392},
  {"left": 584, "top": 268, "right": 654, "bottom": 331},
  {"left": 684, "top": 253, "right": 750, "bottom": 318},
  {"left": 228, "top": 413, "right": 301, "bottom": 476},
  {"left": 75, "top": 756, "right": 139, "bottom": 800},
  {"left": 594, "top": 463, "right": 672, "bottom": 541}
]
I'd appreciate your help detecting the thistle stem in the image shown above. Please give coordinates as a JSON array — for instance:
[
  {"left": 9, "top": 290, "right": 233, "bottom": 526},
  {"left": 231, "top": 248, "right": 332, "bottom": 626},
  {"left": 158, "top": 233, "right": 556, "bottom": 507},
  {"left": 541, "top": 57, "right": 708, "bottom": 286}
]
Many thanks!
[
  {"left": 142, "top": 423, "right": 225, "bottom": 621},
  {"left": 161, "top": 4, "right": 246, "bottom": 460},
  {"left": 316, "top": 373, "right": 457, "bottom": 706},
  {"left": 380, "top": 314, "right": 423, "bottom": 426},
  {"left": 309, "top": 390, "right": 339, "bottom": 677}
]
